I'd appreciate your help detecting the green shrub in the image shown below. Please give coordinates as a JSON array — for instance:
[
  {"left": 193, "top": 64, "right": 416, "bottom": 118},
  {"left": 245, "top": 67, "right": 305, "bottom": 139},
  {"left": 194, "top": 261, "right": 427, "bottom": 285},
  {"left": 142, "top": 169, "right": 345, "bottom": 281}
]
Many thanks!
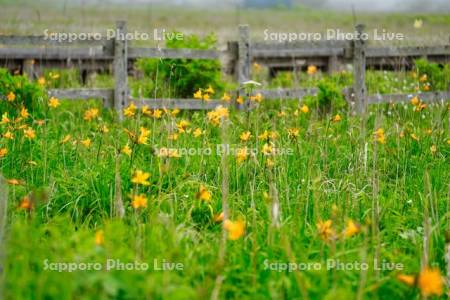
[
  {"left": 270, "top": 71, "right": 294, "bottom": 88},
  {"left": 133, "top": 33, "right": 223, "bottom": 99},
  {"left": 415, "top": 58, "right": 450, "bottom": 91},
  {"left": 304, "top": 78, "right": 347, "bottom": 115}
]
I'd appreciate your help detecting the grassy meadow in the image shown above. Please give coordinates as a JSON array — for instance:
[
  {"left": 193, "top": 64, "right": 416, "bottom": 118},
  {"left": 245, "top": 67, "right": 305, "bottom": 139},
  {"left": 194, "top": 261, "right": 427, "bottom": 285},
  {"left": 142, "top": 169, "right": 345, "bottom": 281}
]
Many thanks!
[
  {"left": 0, "top": 68, "right": 449, "bottom": 299},
  {"left": 0, "top": 1, "right": 450, "bottom": 299}
]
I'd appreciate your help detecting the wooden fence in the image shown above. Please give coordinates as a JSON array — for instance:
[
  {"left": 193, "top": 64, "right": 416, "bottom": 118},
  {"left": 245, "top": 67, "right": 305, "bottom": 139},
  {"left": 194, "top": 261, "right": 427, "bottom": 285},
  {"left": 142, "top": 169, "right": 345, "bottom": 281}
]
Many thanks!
[{"left": 1, "top": 21, "right": 450, "bottom": 116}]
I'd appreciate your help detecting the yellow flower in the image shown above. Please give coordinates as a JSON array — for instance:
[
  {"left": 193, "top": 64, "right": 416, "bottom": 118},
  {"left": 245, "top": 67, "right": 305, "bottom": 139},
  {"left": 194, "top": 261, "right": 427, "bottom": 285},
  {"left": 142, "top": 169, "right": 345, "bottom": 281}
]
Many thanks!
[
  {"left": 193, "top": 89, "right": 202, "bottom": 99},
  {"left": 171, "top": 109, "right": 180, "bottom": 117},
  {"left": 153, "top": 109, "right": 163, "bottom": 119},
  {"left": 249, "top": 93, "right": 263, "bottom": 103},
  {"left": 95, "top": 230, "right": 104, "bottom": 246},
  {"left": 168, "top": 133, "right": 179, "bottom": 141},
  {"left": 240, "top": 131, "right": 252, "bottom": 142},
  {"left": 258, "top": 130, "right": 269, "bottom": 141},
  {"left": 287, "top": 128, "right": 300, "bottom": 138},
  {"left": 430, "top": 145, "right": 437, "bottom": 154},
  {"left": 205, "top": 85, "right": 215, "bottom": 94},
  {"left": 317, "top": 220, "right": 335, "bottom": 241},
  {"left": 141, "top": 105, "right": 152, "bottom": 117},
  {"left": 414, "top": 19, "right": 423, "bottom": 29},
  {"left": 214, "top": 212, "right": 224, "bottom": 222},
  {"left": 266, "top": 158, "right": 275, "bottom": 168},
  {"left": 207, "top": 106, "right": 229, "bottom": 126},
  {"left": 216, "top": 106, "right": 229, "bottom": 118},
  {"left": 410, "top": 96, "right": 420, "bottom": 106},
  {"left": 253, "top": 62, "right": 262, "bottom": 72},
  {"left": 137, "top": 127, "right": 150, "bottom": 145},
  {"left": 262, "top": 143, "right": 273, "bottom": 156},
  {"left": 177, "top": 120, "right": 190, "bottom": 133},
  {"left": 20, "top": 107, "right": 29, "bottom": 118},
  {"left": 156, "top": 147, "right": 181, "bottom": 158},
  {"left": 277, "top": 111, "right": 286, "bottom": 117},
  {"left": 0, "top": 148, "right": 7, "bottom": 158},
  {"left": 224, "top": 219, "right": 245, "bottom": 240},
  {"left": 99, "top": 125, "right": 109, "bottom": 134},
  {"left": 307, "top": 65, "right": 317, "bottom": 75},
  {"left": 300, "top": 104, "right": 309, "bottom": 113},
  {"left": 332, "top": 114, "right": 342, "bottom": 123},
  {"left": 236, "top": 147, "right": 248, "bottom": 163},
  {"left": 60, "top": 134, "right": 71, "bottom": 144},
  {"left": 202, "top": 93, "right": 210, "bottom": 101},
  {"left": 397, "top": 274, "right": 415, "bottom": 286},
  {"left": 48, "top": 97, "right": 60, "bottom": 108},
  {"left": 19, "top": 195, "right": 33, "bottom": 210},
  {"left": 50, "top": 72, "right": 60, "bottom": 80},
  {"left": 236, "top": 96, "right": 244, "bottom": 104},
  {"left": 193, "top": 128, "right": 204, "bottom": 138},
  {"left": 374, "top": 128, "right": 386, "bottom": 144},
  {"left": 344, "top": 220, "right": 360, "bottom": 238},
  {"left": 6, "top": 91, "right": 15, "bottom": 102},
  {"left": 121, "top": 144, "right": 132, "bottom": 156},
  {"left": 84, "top": 108, "right": 99, "bottom": 121},
  {"left": 414, "top": 102, "right": 427, "bottom": 112},
  {"left": 3, "top": 131, "right": 14, "bottom": 140},
  {"left": 124, "top": 102, "right": 137, "bottom": 118},
  {"left": 419, "top": 74, "right": 427, "bottom": 82},
  {"left": 24, "top": 128, "right": 36, "bottom": 140},
  {"left": 417, "top": 268, "right": 443, "bottom": 297},
  {"left": 131, "top": 194, "right": 148, "bottom": 209},
  {"left": 7, "top": 178, "right": 22, "bottom": 185},
  {"left": 196, "top": 185, "right": 211, "bottom": 202},
  {"left": 81, "top": 138, "right": 92, "bottom": 148},
  {"left": 37, "top": 77, "right": 46, "bottom": 86},
  {"left": 131, "top": 170, "right": 150, "bottom": 186},
  {"left": 1, "top": 112, "right": 10, "bottom": 124},
  {"left": 221, "top": 92, "right": 231, "bottom": 102},
  {"left": 410, "top": 133, "right": 419, "bottom": 141}
]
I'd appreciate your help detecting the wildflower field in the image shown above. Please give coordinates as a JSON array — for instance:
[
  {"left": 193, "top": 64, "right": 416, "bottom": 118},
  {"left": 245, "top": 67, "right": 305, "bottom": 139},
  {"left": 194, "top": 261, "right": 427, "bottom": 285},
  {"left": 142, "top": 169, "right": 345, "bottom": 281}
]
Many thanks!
[{"left": 0, "top": 2, "right": 450, "bottom": 300}]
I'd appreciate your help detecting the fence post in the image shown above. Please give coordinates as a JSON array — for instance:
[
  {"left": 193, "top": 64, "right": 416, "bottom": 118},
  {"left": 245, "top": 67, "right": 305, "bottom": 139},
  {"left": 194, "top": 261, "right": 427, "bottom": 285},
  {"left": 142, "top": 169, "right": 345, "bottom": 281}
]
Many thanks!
[
  {"left": 327, "top": 55, "right": 339, "bottom": 74},
  {"left": 353, "top": 24, "right": 367, "bottom": 115},
  {"left": 22, "top": 59, "right": 35, "bottom": 79},
  {"left": 237, "top": 25, "right": 251, "bottom": 110},
  {"left": 113, "top": 21, "right": 128, "bottom": 120}
]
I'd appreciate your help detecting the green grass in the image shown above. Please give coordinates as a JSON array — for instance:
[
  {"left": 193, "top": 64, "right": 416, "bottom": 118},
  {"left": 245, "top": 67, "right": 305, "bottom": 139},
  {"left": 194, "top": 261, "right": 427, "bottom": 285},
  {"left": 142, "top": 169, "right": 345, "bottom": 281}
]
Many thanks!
[{"left": 1, "top": 86, "right": 449, "bottom": 298}]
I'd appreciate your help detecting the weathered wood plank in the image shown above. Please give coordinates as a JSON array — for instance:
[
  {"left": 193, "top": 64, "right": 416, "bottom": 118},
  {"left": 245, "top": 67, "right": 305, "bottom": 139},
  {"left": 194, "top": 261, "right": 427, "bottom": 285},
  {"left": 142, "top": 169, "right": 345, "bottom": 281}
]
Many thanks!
[
  {"left": 114, "top": 21, "right": 128, "bottom": 120},
  {"left": 237, "top": 25, "right": 251, "bottom": 111},
  {"left": 48, "top": 88, "right": 113, "bottom": 99},
  {"left": 48, "top": 88, "right": 114, "bottom": 107},
  {"left": 0, "top": 35, "right": 111, "bottom": 47},
  {"left": 368, "top": 91, "right": 450, "bottom": 104},
  {"left": 353, "top": 24, "right": 367, "bottom": 114},
  {"left": 128, "top": 47, "right": 220, "bottom": 60},
  {"left": 0, "top": 47, "right": 108, "bottom": 59},
  {"left": 130, "top": 98, "right": 230, "bottom": 110},
  {"left": 366, "top": 46, "right": 450, "bottom": 58},
  {"left": 252, "top": 48, "right": 344, "bottom": 58},
  {"left": 252, "top": 40, "right": 351, "bottom": 50},
  {"left": 255, "top": 88, "right": 317, "bottom": 99}
]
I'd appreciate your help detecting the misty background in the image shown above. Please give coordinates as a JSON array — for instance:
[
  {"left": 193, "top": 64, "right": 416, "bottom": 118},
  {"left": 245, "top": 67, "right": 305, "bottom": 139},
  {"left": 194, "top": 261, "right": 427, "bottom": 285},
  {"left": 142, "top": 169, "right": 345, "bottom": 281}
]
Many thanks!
[{"left": 62, "top": 0, "right": 450, "bottom": 12}]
